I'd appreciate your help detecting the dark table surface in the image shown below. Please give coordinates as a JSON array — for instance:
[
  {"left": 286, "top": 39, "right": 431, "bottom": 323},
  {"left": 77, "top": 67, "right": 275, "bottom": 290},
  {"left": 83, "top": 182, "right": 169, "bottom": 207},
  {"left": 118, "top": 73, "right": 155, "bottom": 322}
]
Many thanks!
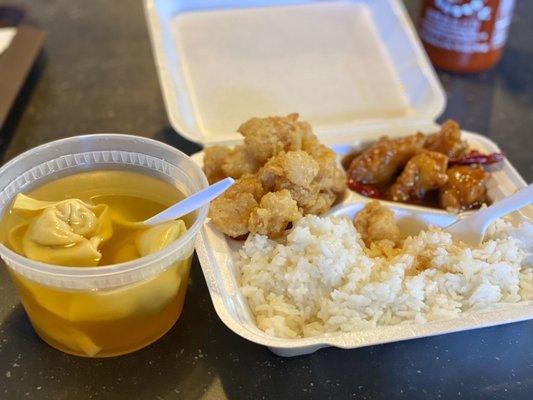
[{"left": 0, "top": 1, "right": 532, "bottom": 399}]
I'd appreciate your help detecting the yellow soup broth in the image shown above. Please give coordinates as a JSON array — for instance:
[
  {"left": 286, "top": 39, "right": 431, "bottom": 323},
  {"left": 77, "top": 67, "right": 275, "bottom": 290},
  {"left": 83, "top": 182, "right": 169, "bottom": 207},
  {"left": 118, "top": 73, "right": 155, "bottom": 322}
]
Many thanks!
[{"left": 0, "top": 170, "right": 193, "bottom": 357}]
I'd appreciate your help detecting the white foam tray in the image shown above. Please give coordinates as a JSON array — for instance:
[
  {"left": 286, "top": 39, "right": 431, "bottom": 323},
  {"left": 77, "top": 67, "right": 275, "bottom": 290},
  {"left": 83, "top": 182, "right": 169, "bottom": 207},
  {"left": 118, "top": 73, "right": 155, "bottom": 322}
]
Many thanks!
[
  {"left": 192, "top": 131, "right": 532, "bottom": 357},
  {"left": 144, "top": 0, "right": 533, "bottom": 356}
]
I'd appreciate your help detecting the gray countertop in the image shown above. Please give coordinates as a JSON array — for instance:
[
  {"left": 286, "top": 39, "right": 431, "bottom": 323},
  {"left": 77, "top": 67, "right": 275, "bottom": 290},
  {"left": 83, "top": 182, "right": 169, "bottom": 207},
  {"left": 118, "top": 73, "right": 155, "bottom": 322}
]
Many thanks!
[{"left": 0, "top": 1, "right": 532, "bottom": 399}]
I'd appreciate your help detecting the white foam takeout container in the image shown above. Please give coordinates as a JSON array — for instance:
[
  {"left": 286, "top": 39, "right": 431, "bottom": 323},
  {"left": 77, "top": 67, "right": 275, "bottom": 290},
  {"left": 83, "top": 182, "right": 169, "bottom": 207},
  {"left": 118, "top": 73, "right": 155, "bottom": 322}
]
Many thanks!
[{"left": 144, "top": 0, "right": 532, "bottom": 356}]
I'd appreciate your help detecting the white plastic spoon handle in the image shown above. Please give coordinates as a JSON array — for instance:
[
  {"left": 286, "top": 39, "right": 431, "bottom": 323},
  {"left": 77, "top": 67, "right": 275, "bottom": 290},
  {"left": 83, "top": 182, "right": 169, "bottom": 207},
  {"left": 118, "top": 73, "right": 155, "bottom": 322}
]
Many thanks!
[
  {"left": 144, "top": 177, "right": 234, "bottom": 226},
  {"left": 445, "top": 183, "right": 533, "bottom": 245},
  {"left": 467, "top": 183, "right": 533, "bottom": 230}
]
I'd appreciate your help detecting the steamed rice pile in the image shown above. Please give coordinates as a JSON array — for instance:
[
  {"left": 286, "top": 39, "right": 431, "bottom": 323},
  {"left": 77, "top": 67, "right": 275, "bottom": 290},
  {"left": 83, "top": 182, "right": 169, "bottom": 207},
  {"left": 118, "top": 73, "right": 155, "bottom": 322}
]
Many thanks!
[{"left": 238, "top": 215, "right": 533, "bottom": 338}]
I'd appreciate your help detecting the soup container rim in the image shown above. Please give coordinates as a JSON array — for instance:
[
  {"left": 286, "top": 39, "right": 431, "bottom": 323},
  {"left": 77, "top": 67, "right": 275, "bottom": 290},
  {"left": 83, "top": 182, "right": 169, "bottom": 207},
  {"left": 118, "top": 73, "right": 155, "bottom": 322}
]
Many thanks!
[{"left": 0, "top": 133, "right": 209, "bottom": 283}]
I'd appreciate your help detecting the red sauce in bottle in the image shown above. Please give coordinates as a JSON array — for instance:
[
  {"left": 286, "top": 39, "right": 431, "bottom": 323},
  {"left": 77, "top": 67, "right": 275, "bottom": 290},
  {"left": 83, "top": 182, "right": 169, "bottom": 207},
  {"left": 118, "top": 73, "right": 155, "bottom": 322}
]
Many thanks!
[{"left": 419, "top": 0, "right": 515, "bottom": 73}]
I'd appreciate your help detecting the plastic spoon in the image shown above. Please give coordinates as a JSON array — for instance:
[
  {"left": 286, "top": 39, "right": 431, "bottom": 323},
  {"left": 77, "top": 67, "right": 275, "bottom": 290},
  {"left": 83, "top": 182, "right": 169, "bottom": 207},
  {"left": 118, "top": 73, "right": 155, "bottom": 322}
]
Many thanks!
[
  {"left": 444, "top": 183, "right": 533, "bottom": 246},
  {"left": 114, "top": 177, "right": 234, "bottom": 228}
]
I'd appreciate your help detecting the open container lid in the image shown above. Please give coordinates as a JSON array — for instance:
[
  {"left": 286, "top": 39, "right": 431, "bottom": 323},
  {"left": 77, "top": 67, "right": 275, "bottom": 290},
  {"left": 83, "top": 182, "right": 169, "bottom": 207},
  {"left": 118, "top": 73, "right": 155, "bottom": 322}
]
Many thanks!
[{"left": 145, "top": 0, "right": 446, "bottom": 145}]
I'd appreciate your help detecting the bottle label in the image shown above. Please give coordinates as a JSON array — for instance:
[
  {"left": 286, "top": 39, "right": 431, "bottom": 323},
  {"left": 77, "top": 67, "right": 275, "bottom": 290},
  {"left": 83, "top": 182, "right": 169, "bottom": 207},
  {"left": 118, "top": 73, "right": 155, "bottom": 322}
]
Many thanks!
[
  {"left": 491, "top": 0, "right": 514, "bottom": 48},
  {"left": 420, "top": 0, "right": 514, "bottom": 54}
]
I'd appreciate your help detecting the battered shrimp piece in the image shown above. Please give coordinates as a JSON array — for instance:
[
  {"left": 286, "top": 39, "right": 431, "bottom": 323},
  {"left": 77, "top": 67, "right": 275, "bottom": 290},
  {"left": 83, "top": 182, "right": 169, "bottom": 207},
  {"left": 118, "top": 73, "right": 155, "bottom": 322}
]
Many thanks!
[
  {"left": 248, "top": 190, "right": 302, "bottom": 237},
  {"left": 259, "top": 150, "right": 319, "bottom": 191},
  {"left": 203, "top": 146, "right": 233, "bottom": 184},
  {"left": 439, "top": 165, "right": 489, "bottom": 210},
  {"left": 301, "top": 129, "right": 346, "bottom": 198},
  {"left": 259, "top": 150, "right": 344, "bottom": 215},
  {"left": 303, "top": 190, "right": 337, "bottom": 215},
  {"left": 209, "top": 175, "right": 264, "bottom": 238},
  {"left": 204, "top": 145, "right": 260, "bottom": 183},
  {"left": 259, "top": 150, "right": 319, "bottom": 214},
  {"left": 424, "top": 120, "right": 468, "bottom": 158},
  {"left": 220, "top": 144, "right": 261, "bottom": 180},
  {"left": 348, "top": 133, "right": 426, "bottom": 185},
  {"left": 389, "top": 151, "right": 449, "bottom": 202},
  {"left": 238, "top": 113, "right": 310, "bottom": 164},
  {"left": 354, "top": 201, "right": 401, "bottom": 247},
  {"left": 304, "top": 140, "right": 346, "bottom": 195}
]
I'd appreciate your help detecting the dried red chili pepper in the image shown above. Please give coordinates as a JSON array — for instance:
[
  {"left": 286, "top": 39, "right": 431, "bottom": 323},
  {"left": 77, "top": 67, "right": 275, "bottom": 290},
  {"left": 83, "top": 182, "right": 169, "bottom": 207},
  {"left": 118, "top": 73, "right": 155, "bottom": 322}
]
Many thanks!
[
  {"left": 347, "top": 179, "right": 381, "bottom": 198},
  {"left": 449, "top": 151, "right": 504, "bottom": 166}
]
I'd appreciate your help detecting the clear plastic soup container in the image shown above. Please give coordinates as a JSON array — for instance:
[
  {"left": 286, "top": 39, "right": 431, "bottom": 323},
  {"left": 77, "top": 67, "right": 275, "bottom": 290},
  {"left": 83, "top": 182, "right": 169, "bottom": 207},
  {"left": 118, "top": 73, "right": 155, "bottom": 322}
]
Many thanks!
[{"left": 0, "top": 135, "right": 209, "bottom": 357}]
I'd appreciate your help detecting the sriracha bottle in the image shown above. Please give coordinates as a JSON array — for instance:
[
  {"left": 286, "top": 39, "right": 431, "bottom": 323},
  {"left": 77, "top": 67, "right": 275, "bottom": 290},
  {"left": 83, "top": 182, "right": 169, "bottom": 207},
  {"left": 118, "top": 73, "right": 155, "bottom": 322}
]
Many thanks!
[{"left": 419, "top": 0, "right": 515, "bottom": 73}]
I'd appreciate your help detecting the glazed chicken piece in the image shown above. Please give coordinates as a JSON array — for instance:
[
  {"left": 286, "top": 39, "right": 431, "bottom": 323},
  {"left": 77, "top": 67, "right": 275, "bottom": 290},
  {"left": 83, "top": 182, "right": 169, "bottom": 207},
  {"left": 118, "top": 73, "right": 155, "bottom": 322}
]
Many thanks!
[
  {"left": 238, "top": 113, "right": 311, "bottom": 164},
  {"left": 347, "top": 133, "right": 426, "bottom": 185},
  {"left": 389, "top": 151, "right": 449, "bottom": 202},
  {"left": 354, "top": 201, "right": 401, "bottom": 247},
  {"left": 209, "top": 175, "right": 264, "bottom": 238},
  {"left": 439, "top": 165, "right": 489, "bottom": 210},
  {"left": 424, "top": 120, "right": 468, "bottom": 158},
  {"left": 248, "top": 190, "right": 302, "bottom": 237},
  {"left": 341, "top": 150, "right": 361, "bottom": 171}
]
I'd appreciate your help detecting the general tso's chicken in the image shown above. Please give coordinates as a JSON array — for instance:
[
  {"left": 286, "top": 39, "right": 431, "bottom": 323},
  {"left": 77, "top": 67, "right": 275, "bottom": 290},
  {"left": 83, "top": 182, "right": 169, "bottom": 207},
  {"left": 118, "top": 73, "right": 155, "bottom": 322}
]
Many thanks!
[
  {"left": 389, "top": 151, "right": 449, "bottom": 202},
  {"left": 209, "top": 175, "right": 264, "bottom": 238},
  {"left": 347, "top": 133, "right": 426, "bottom": 185},
  {"left": 424, "top": 120, "right": 468, "bottom": 158},
  {"left": 204, "top": 146, "right": 233, "bottom": 184},
  {"left": 248, "top": 190, "right": 302, "bottom": 237},
  {"left": 220, "top": 144, "right": 261, "bottom": 181},
  {"left": 238, "top": 113, "right": 311, "bottom": 164},
  {"left": 439, "top": 165, "right": 489, "bottom": 210},
  {"left": 354, "top": 201, "right": 401, "bottom": 247},
  {"left": 341, "top": 149, "right": 362, "bottom": 171}
]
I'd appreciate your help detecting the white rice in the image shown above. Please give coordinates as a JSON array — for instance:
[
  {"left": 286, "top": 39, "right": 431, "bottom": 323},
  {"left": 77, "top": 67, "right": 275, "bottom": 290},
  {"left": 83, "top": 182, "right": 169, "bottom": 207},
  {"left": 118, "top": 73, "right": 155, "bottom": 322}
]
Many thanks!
[{"left": 237, "top": 215, "right": 533, "bottom": 338}]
